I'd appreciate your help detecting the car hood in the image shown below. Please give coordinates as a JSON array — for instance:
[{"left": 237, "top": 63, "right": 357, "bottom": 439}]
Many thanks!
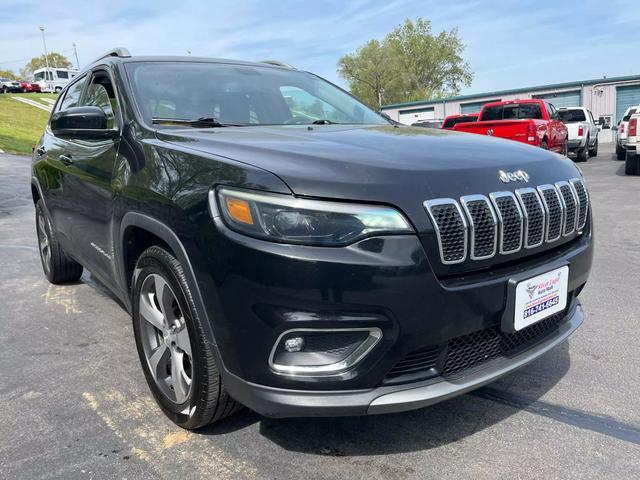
[{"left": 157, "top": 124, "right": 582, "bottom": 227}]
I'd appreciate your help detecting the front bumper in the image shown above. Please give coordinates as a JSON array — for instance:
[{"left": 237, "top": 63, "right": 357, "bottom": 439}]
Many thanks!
[{"left": 224, "top": 303, "right": 583, "bottom": 417}]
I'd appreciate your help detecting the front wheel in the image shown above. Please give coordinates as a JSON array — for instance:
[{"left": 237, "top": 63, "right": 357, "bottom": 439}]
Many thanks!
[
  {"left": 540, "top": 140, "right": 548, "bottom": 150},
  {"left": 589, "top": 138, "right": 598, "bottom": 157},
  {"left": 132, "top": 246, "right": 241, "bottom": 429},
  {"left": 54, "top": 86, "right": 62, "bottom": 93}
]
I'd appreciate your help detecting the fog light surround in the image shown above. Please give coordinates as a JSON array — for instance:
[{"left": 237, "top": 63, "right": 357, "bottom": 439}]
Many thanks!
[{"left": 269, "top": 328, "right": 382, "bottom": 376}]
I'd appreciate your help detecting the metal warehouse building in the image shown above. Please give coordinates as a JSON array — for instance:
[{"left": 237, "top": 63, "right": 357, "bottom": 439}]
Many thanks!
[{"left": 381, "top": 74, "right": 640, "bottom": 142}]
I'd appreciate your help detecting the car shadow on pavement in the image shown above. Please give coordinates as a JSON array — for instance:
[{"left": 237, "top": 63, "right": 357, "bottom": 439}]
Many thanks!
[{"left": 202, "top": 342, "right": 571, "bottom": 456}]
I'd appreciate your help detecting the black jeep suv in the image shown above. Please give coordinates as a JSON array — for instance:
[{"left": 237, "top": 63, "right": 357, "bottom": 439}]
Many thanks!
[{"left": 31, "top": 48, "right": 593, "bottom": 429}]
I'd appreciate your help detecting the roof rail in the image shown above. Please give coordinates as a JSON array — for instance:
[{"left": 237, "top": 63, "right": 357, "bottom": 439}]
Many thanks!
[
  {"left": 90, "top": 47, "right": 131, "bottom": 65},
  {"left": 260, "top": 60, "right": 295, "bottom": 69}
]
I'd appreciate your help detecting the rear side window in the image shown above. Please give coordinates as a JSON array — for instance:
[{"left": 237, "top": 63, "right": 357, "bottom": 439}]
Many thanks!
[
  {"left": 443, "top": 116, "right": 477, "bottom": 128},
  {"left": 57, "top": 76, "right": 86, "bottom": 111},
  {"left": 56, "top": 70, "right": 69, "bottom": 79},
  {"left": 481, "top": 105, "right": 503, "bottom": 121},
  {"left": 558, "top": 109, "right": 586, "bottom": 122},
  {"left": 623, "top": 108, "right": 637, "bottom": 121}
]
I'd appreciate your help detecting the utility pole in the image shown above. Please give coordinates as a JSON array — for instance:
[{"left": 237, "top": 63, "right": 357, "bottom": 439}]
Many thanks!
[
  {"left": 38, "top": 26, "right": 51, "bottom": 92},
  {"left": 72, "top": 42, "right": 80, "bottom": 70}
]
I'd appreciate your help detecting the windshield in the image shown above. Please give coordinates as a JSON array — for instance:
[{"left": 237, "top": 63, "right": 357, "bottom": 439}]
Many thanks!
[
  {"left": 125, "top": 61, "right": 388, "bottom": 127},
  {"left": 558, "top": 109, "right": 586, "bottom": 122}
]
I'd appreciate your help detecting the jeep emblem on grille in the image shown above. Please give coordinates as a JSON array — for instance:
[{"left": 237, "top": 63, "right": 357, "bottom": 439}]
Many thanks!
[{"left": 498, "top": 169, "right": 530, "bottom": 183}]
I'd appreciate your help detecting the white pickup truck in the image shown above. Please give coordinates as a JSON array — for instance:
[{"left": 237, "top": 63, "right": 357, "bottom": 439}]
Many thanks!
[
  {"left": 615, "top": 105, "right": 639, "bottom": 160},
  {"left": 558, "top": 107, "right": 599, "bottom": 162},
  {"left": 624, "top": 112, "right": 640, "bottom": 175}
]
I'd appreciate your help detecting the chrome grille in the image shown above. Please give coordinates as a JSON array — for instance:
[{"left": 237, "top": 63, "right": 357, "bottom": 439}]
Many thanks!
[
  {"left": 461, "top": 195, "right": 497, "bottom": 259},
  {"left": 537, "top": 185, "right": 563, "bottom": 242},
  {"left": 556, "top": 181, "right": 577, "bottom": 236},
  {"left": 515, "top": 188, "right": 545, "bottom": 248},
  {"left": 424, "top": 178, "right": 589, "bottom": 264},
  {"left": 570, "top": 178, "right": 589, "bottom": 231},
  {"left": 489, "top": 192, "right": 523, "bottom": 254},
  {"left": 424, "top": 199, "right": 468, "bottom": 264}
]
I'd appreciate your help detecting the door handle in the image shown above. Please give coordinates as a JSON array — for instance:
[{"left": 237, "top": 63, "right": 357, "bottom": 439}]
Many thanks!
[
  {"left": 59, "top": 154, "right": 73, "bottom": 166},
  {"left": 36, "top": 146, "right": 46, "bottom": 156}
]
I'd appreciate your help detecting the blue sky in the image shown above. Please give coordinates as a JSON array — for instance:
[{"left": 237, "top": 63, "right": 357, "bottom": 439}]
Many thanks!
[{"left": 1, "top": 0, "right": 638, "bottom": 98}]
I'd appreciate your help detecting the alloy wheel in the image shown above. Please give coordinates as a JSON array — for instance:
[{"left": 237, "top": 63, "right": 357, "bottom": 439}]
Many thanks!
[
  {"left": 139, "top": 273, "right": 193, "bottom": 404},
  {"left": 37, "top": 213, "right": 51, "bottom": 273}
]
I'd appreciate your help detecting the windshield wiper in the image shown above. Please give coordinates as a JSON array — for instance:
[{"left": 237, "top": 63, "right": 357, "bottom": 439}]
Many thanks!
[
  {"left": 311, "top": 119, "right": 337, "bottom": 125},
  {"left": 152, "top": 117, "right": 246, "bottom": 128}
]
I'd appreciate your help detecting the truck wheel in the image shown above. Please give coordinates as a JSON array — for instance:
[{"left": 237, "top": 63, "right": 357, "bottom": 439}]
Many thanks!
[
  {"left": 540, "top": 140, "right": 548, "bottom": 150},
  {"left": 588, "top": 138, "right": 598, "bottom": 157},
  {"left": 616, "top": 145, "right": 626, "bottom": 160},
  {"left": 625, "top": 152, "right": 640, "bottom": 175},
  {"left": 577, "top": 145, "right": 588, "bottom": 162},
  {"left": 54, "top": 86, "right": 62, "bottom": 93},
  {"left": 132, "top": 246, "right": 242, "bottom": 429},
  {"left": 35, "top": 200, "right": 83, "bottom": 284}
]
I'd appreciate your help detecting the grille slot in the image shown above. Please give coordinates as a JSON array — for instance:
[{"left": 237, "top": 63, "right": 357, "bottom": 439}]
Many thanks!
[
  {"left": 490, "top": 192, "right": 523, "bottom": 254},
  {"left": 537, "top": 185, "right": 564, "bottom": 242},
  {"left": 556, "top": 181, "right": 577, "bottom": 236},
  {"left": 461, "top": 195, "right": 497, "bottom": 259},
  {"left": 442, "top": 310, "right": 566, "bottom": 378},
  {"left": 515, "top": 188, "right": 545, "bottom": 248},
  {"left": 570, "top": 178, "right": 589, "bottom": 231},
  {"left": 424, "top": 199, "right": 468, "bottom": 264}
]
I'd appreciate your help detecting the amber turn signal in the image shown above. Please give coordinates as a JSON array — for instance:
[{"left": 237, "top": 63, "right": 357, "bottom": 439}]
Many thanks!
[{"left": 225, "top": 197, "right": 254, "bottom": 225}]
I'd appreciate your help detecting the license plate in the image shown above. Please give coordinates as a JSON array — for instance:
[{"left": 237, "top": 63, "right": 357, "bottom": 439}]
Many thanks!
[{"left": 514, "top": 266, "right": 569, "bottom": 331}]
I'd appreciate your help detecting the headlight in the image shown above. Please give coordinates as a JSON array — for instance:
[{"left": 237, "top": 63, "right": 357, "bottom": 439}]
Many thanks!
[{"left": 215, "top": 187, "right": 413, "bottom": 246}]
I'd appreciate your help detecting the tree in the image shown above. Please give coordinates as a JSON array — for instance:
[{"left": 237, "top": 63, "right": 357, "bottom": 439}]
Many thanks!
[
  {"left": 21, "top": 52, "right": 72, "bottom": 78},
  {"left": 337, "top": 40, "right": 398, "bottom": 110},
  {"left": 337, "top": 18, "right": 473, "bottom": 108},
  {"left": 0, "top": 69, "right": 18, "bottom": 80}
]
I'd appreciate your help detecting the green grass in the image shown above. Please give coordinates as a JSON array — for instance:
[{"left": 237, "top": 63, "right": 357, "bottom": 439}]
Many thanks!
[{"left": 0, "top": 93, "right": 58, "bottom": 154}]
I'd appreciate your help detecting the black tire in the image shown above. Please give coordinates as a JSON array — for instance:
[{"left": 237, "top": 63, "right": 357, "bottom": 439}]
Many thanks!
[
  {"left": 625, "top": 152, "right": 640, "bottom": 175},
  {"left": 54, "top": 86, "right": 62, "bottom": 94},
  {"left": 541, "top": 140, "right": 548, "bottom": 150},
  {"left": 577, "top": 145, "right": 588, "bottom": 162},
  {"left": 588, "top": 138, "right": 598, "bottom": 157},
  {"left": 2, "top": 86, "right": 7, "bottom": 94},
  {"left": 616, "top": 145, "right": 626, "bottom": 160},
  {"left": 132, "top": 246, "right": 241, "bottom": 429},
  {"left": 35, "top": 200, "right": 83, "bottom": 284},
  {"left": 562, "top": 139, "right": 568, "bottom": 157}
]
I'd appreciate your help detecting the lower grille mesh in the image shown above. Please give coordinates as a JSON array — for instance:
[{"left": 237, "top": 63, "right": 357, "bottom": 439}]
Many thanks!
[{"left": 442, "top": 311, "right": 565, "bottom": 377}]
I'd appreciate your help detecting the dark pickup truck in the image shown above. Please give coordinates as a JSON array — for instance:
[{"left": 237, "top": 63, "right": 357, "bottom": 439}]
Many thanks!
[
  {"left": 31, "top": 49, "right": 592, "bottom": 428},
  {"left": 454, "top": 99, "right": 568, "bottom": 154}
]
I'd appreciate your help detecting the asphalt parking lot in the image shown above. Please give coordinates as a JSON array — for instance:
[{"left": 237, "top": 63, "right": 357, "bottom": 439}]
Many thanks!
[{"left": 1, "top": 143, "right": 639, "bottom": 480}]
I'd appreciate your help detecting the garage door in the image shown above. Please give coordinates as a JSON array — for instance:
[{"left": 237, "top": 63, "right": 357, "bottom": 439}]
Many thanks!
[
  {"left": 616, "top": 84, "right": 640, "bottom": 123},
  {"left": 460, "top": 99, "right": 499, "bottom": 115},
  {"left": 533, "top": 90, "right": 581, "bottom": 108},
  {"left": 398, "top": 107, "right": 434, "bottom": 125}
]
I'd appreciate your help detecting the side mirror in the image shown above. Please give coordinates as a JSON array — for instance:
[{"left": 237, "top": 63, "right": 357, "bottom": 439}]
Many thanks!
[
  {"left": 611, "top": 125, "right": 616, "bottom": 131},
  {"left": 50, "top": 106, "right": 118, "bottom": 140}
]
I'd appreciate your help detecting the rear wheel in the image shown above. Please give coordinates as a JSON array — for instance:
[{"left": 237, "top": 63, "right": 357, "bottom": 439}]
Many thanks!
[
  {"left": 132, "top": 246, "right": 241, "bottom": 429},
  {"left": 576, "top": 143, "right": 588, "bottom": 162},
  {"left": 35, "top": 200, "right": 83, "bottom": 284},
  {"left": 625, "top": 152, "right": 640, "bottom": 175},
  {"left": 616, "top": 145, "right": 626, "bottom": 160},
  {"left": 540, "top": 140, "right": 548, "bottom": 150}
]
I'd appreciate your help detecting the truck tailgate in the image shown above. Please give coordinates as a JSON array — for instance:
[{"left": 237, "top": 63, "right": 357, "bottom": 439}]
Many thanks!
[{"left": 454, "top": 120, "right": 532, "bottom": 141}]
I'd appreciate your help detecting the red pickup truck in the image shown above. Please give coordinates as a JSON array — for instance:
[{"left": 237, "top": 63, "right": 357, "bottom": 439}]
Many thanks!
[{"left": 453, "top": 99, "right": 568, "bottom": 154}]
